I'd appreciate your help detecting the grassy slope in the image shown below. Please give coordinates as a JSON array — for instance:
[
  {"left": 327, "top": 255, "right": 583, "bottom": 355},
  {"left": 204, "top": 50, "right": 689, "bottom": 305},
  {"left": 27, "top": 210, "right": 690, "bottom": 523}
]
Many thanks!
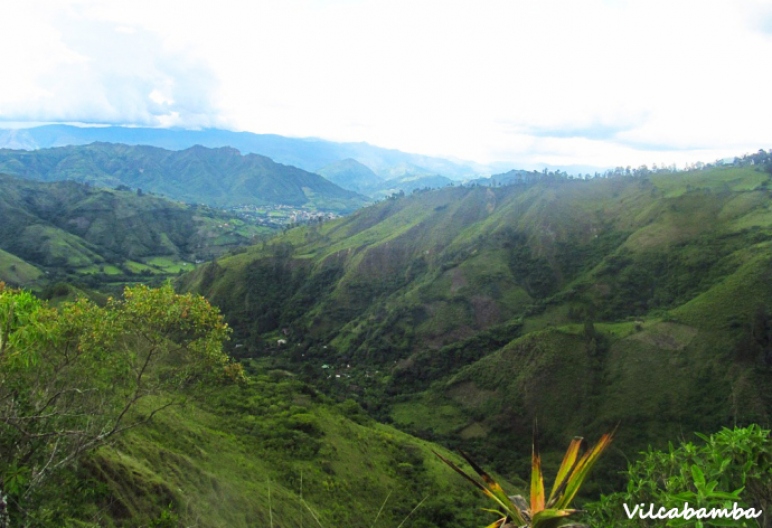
[
  {"left": 0, "top": 174, "right": 268, "bottom": 287},
  {"left": 0, "top": 248, "right": 42, "bottom": 286},
  {"left": 80, "top": 375, "right": 489, "bottom": 528},
  {"left": 426, "top": 243, "right": 772, "bottom": 484},
  {"left": 182, "top": 166, "right": 772, "bottom": 483}
]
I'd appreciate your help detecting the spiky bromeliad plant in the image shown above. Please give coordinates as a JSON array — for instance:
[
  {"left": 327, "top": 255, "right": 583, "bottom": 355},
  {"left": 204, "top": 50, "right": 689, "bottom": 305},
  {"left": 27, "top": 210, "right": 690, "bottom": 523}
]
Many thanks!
[{"left": 435, "top": 432, "right": 613, "bottom": 528}]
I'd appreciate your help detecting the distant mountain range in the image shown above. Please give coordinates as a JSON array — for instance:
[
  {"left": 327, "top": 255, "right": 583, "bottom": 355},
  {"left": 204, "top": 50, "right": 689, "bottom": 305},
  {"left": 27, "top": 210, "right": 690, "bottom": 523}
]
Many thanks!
[
  {"left": 316, "top": 158, "right": 454, "bottom": 197},
  {"left": 373, "top": 173, "right": 454, "bottom": 197},
  {"left": 316, "top": 158, "right": 384, "bottom": 193},
  {"left": 0, "top": 124, "right": 483, "bottom": 180},
  {"left": 0, "top": 142, "right": 368, "bottom": 211}
]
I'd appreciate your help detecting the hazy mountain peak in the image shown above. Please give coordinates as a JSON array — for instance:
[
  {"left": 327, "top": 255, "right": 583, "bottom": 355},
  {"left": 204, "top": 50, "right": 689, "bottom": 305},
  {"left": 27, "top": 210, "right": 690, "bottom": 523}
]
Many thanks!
[{"left": 316, "top": 158, "right": 383, "bottom": 193}]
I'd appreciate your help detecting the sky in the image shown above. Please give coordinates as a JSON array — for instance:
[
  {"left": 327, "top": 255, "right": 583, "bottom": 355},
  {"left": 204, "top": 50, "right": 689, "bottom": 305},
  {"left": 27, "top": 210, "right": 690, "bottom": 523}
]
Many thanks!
[{"left": 1, "top": 0, "right": 771, "bottom": 170}]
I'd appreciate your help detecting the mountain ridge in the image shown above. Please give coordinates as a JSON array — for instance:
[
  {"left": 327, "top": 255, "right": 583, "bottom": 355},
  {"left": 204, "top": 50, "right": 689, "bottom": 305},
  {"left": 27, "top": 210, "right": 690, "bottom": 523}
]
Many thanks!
[
  {"left": 0, "top": 142, "right": 369, "bottom": 211},
  {"left": 0, "top": 124, "right": 484, "bottom": 180},
  {"left": 179, "top": 164, "right": 772, "bottom": 482}
]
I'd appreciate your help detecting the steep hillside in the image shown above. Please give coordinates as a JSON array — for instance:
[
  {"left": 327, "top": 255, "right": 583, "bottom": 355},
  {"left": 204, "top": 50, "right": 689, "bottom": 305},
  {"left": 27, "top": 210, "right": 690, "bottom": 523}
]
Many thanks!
[
  {"left": 0, "top": 174, "right": 267, "bottom": 287},
  {"left": 79, "top": 375, "right": 489, "bottom": 527},
  {"left": 181, "top": 165, "right": 772, "bottom": 481},
  {"left": 0, "top": 142, "right": 368, "bottom": 211},
  {"left": 0, "top": 283, "right": 490, "bottom": 527}
]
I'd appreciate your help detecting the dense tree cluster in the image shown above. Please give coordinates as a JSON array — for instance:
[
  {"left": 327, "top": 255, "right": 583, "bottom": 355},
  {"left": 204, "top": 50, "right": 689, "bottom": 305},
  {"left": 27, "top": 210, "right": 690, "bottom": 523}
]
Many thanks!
[{"left": 0, "top": 283, "right": 239, "bottom": 525}]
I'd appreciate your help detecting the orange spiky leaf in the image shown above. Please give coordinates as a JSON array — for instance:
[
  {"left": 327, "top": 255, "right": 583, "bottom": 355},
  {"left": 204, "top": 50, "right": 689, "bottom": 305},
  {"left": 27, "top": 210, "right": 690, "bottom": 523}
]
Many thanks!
[
  {"left": 530, "top": 441, "right": 545, "bottom": 514},
  {"left": 556, "top": 432, "right": 614, "bottom": 510}
]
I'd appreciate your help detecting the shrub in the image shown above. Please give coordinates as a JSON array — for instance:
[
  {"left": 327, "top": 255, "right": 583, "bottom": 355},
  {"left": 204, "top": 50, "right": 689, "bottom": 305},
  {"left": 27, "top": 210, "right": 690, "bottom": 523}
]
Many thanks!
[{"left": 585, "top": 425, "right": 771, "bottom": 527}]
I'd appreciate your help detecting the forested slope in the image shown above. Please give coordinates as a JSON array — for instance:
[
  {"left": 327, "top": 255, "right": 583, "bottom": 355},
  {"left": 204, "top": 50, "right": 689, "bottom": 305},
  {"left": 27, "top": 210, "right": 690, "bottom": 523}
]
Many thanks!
[{"left": 181, "top": 165, "right": 772, "bottom": 482}]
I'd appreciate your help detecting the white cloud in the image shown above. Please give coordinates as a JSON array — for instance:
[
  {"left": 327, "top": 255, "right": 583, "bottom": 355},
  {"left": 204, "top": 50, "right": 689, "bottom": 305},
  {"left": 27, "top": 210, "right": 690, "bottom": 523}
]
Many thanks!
[
  {"left": 0, "top": 2, "right": 226, "bottom": 128},
  {"left": 0, "top": 0, "right": 770, "bottom": 167}
]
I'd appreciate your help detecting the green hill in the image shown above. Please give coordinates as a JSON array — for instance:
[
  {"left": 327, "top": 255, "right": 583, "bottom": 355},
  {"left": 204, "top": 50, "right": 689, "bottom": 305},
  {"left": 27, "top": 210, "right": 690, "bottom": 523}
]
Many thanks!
[
  {"left": 80, "top": 376, "right": 490, "bottom": 527},
  {"left": 0, "top": 248, "right": 42, "bottom": 285},
  {"left": 0, "top": 174, "right": 268, "bottom": 287},
  {"left": 0, "top": 284, "right": 489, "bottom": 527},
  {"left": 180, "top": 165, "right": 772, "bottom": 482},
  {"left": 0, "top": 142, "right": 368, "bottom": 212}
]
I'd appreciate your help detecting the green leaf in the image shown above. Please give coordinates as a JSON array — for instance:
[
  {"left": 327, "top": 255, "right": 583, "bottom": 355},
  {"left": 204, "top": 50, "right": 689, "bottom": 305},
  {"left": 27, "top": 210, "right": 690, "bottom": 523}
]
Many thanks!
[
  {"left": 547, "top": 437, "right": 584, "bottom": 507},
  {"left": 691, "top": 465, "right": 706, "bottom": 488}
]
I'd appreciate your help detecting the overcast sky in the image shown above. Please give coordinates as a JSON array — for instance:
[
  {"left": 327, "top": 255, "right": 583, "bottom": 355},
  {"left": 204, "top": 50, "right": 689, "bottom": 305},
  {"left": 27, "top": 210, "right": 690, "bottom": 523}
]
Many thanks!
[{"left": 1, "top": 0, "right": 771, "bottom": 169}]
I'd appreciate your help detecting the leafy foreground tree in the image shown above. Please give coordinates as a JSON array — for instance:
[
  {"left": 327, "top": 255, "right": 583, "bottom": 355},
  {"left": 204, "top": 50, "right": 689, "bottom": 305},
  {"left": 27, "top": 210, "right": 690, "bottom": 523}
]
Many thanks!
[
  {"left": 436, "top": 432, "right": 613, "bottom": 528},
  {"left": 585, "top": 425, "right": 772, "bottom": 528},
  {"left": 0, "top": 282, "right": 241, "bottom": 526}
]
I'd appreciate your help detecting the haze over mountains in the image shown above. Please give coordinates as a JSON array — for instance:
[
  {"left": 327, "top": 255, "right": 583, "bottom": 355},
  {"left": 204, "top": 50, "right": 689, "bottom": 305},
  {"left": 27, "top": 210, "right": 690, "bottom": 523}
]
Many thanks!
[
  {"left": 316, "top": 157, "right": 455, "bottom": 198},
  {"left": 0, "top": 124, "right": 484, "bottom": 181}
]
